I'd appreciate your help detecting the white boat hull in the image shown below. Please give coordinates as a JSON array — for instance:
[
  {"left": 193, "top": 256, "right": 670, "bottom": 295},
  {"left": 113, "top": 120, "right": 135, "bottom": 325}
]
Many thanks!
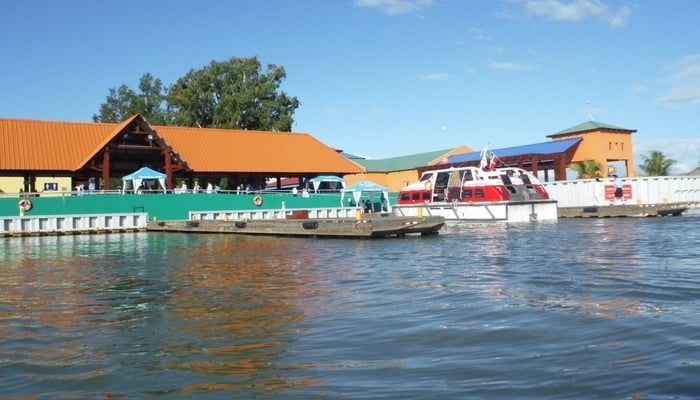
[{"left": 393, "top": 200, "right": 558, "bottom": 222}]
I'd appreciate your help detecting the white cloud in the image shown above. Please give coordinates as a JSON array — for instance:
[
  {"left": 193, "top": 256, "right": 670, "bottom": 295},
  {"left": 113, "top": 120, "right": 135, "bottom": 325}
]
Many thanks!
[
  {"left": 524, "top": 0, "right": 607, "bottom": 21},
  {"left": 656, "top": 54, "right": 700, "bottom": 107},
  {"left": 583, "top": 101, "right": 602, "bottom": 119},
  {"left": 353, "top": 0, "right": 436, "bottom": 15},
  {"left": 487, "top": 60, "right": 535, "bottom": 71},
  {"left": 324, "top": 106, "right": 344, "bottom": 115},
  {"left": 520, "top": 0, "right": 632, "bottom": 27},
  {"left": 419, "top": 72, "right": 450, "bottom": 81},
  {"left": 631, "top": 83, "right": 647, "bottom": 94},
  {"left": 468, "top": 27, "right": 490, "bottom": 41},
  {"left": 609, "top": 4, "right": 632, "bottom": 27}
]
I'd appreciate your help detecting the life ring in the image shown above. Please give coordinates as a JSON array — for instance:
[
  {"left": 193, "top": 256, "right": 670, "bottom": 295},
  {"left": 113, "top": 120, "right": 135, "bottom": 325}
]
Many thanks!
[
  {"left": 18, "top": 198, "right": 33, "bottom": 212},
  {"left": 252, "top": 195, "right": 263, "bottom": 207}
]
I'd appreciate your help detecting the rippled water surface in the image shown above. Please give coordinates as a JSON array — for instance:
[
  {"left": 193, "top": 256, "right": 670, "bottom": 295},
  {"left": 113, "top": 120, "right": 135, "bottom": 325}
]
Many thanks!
[{"left": 2, "top": 212, "right": 700, "bottom": 399}]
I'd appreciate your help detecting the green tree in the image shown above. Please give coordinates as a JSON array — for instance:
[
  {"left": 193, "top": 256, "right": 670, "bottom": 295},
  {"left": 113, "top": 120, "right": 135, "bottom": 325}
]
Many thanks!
[
  {"left": 639, "top": 150, "right": 676, "bottom": 176},
  {"left": 93, "top": 73, "right": 169, "bottom": 124},
  {"left": 568, "top": 159, "right": 602, "bottom": 179},
  {"left": 166, "top": 56, "right": 300, "bottom": 131}
]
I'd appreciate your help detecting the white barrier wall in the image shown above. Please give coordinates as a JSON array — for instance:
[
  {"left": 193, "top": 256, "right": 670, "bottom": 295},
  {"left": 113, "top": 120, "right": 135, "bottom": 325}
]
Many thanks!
[
  {"left": 1, "top": 213, "right": 149, "bottom": 236},
  {"left": 543, "top": 176, "right": 700, "bottom": 207}
]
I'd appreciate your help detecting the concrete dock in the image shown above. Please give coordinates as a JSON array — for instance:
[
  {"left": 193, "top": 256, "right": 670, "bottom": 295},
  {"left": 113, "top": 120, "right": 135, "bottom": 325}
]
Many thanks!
[
  {"left": 147, "top": 215, "right": 446, "bottom": 238},
  {"left": 558, "top": 202, "right": 689, "bottom": 218}
]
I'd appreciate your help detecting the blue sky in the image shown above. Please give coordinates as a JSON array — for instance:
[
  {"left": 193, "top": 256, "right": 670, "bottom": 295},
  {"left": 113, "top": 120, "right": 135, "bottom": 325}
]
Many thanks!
[{"left": 2, "top": 0, "right": 699, "bottom": 173}]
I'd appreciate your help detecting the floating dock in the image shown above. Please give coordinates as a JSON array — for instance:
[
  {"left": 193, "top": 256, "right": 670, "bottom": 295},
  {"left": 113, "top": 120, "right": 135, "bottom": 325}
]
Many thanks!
[
  {"left": 147, "top": 215, "right": 446, "bottom": 238},
  {"left": 558, "top": 202, "right": 689, "bottom": 218}
]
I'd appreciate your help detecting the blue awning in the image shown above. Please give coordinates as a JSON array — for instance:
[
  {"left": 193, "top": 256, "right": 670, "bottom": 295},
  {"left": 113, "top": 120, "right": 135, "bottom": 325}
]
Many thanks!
[{"left": 448, "top": 138, "right": 582, "bottom": 164}]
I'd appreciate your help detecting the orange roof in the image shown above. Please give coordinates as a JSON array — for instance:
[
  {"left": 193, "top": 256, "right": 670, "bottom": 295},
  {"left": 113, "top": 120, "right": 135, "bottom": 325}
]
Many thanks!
[
  {"left": 0, "top": 116, "right": 365, "bottom": 175},
  {"left": 0, "top": 118, "right": 117, "bottom": 171},
  {"left": 155, "top": 126, "right": 364, "bottom": 174}
]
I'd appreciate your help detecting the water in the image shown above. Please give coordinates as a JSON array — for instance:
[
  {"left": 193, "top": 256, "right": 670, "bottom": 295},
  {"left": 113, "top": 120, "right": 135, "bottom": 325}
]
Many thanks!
[{"left": 1, "top": 213, "right": 700, "bottom": 399}]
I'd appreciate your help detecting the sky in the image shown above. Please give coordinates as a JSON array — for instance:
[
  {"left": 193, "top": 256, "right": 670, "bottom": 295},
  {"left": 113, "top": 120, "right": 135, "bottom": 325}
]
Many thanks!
[{"left": 1, "top": 0, "right": 699, "bottom": 173}]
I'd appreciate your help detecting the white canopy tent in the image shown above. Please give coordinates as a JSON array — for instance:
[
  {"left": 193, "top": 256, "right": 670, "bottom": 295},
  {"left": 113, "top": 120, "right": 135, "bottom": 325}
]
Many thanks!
[
  {"left": 122, "top": 167, "right": 167, "bottom": 194},
  {"left": 309, "top": 175, "right": 345, "bottom": 193},
  {"left": 340, "top": 180, "right": 391, "bottom": 212}
]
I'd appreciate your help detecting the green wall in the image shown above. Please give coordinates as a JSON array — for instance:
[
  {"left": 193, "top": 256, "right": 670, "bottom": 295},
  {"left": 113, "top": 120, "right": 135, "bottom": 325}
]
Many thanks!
[{"left": 1, "top": 192, "right": 397, "bottom": 220}]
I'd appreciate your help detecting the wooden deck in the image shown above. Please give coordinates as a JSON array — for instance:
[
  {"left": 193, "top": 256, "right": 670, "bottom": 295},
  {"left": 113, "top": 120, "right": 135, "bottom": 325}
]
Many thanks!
[
  {"left": 147, "top": 215, "right": 446, "bottom": 238},
  {"left": 558, "top": 202, "right": 689, "bottom": 218}
]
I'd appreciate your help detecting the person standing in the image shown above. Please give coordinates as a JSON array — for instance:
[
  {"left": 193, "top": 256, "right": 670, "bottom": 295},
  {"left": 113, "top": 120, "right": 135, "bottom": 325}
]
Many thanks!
[
  {"left": 613, "top": 175, "right": 624, "bottom": 204},
  {"left": 593, "top": 177, "right": 603, "bottom": 206}
]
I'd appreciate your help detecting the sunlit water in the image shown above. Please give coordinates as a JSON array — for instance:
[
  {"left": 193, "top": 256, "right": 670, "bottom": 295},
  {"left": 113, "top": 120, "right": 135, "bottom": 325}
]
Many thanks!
[{"left": 1, "top": 212, "right": 700, "bottom": 399}]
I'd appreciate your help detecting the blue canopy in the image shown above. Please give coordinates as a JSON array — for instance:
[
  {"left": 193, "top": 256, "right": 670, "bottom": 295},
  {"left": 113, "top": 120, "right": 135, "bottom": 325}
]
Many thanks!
[
  {"left": 122, "top": 167, "right": 167, "bottom": 193},
  {"left": 341, "top": 180, "right": 390, "bottom": 212},
  {"left": 309, "top": 175, "right": 345, "bottom": 193}
]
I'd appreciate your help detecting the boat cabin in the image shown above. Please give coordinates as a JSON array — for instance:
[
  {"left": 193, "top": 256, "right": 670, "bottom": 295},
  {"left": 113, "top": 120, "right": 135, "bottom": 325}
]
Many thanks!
[{"left": 396, "top": 166, "right": 550, "bottom": 205}]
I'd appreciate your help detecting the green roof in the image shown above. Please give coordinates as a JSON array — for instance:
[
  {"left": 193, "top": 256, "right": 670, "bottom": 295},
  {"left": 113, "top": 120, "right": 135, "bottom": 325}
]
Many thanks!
[
  {"left": 353, "top": 148, "right": 454, "bottom": 172},
  {"left": 549, "top": 120, "right": 635, "bottom": 136}
]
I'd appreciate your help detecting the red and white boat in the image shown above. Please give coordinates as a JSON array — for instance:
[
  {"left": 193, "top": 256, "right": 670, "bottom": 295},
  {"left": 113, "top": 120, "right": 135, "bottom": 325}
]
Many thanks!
[{"left": 393, "top": 165, "right": 558, "bottom": 222}]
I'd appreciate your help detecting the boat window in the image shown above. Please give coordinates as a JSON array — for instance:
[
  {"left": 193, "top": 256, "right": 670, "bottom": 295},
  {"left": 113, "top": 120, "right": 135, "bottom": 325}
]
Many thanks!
[
  {"left": 411, "top": 192, "right": 420, "bottom": 201},
  {"left": 461, "top": 169, "right": 474, "bottom": 182},
  {"left": 435, "top": 172, "right": 450, "bottom": 190},
  {"left": 422, "top": 192, "right": 431, "bottom": 201},
  {"left": 400, "top": 193, "right": 411, "bottom": 201},
  {"left": 500, "top": 174, "right": 517, "bottom": 193},
  {"left": 462, "top": 190, "right": 472, "bottom": 198},
  {"left": 420, "top": 173, "right": 433, "bottom": 182},
  {"left": 475, "top": 189, "right": 484, "bottom": 198}
]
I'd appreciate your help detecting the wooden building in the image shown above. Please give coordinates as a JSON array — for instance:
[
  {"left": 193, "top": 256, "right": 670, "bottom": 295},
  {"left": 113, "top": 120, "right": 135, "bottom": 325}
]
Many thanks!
[{"left": 0, "top": 114, "right": 364, "bottom": 194}]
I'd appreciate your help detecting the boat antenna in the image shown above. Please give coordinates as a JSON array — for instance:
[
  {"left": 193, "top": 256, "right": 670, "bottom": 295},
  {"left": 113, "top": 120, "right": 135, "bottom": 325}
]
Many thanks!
[{"left": 479, "top": 144, "right": 489, "bottom": 170}]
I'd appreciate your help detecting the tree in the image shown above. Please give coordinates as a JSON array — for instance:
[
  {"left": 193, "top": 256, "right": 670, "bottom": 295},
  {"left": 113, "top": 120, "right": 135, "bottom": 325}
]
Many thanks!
[
  {"left": 166, "top": 56, "right": 300, "bottom": 131},
  {"left": 639, "top": 150, "right": 676, "bottom": 176},
  {"left": 93, "top": 73, "right": 169, "bottom": 124},
  {"left": 568, "top": 159, "right": 602, "bottom": 179}
]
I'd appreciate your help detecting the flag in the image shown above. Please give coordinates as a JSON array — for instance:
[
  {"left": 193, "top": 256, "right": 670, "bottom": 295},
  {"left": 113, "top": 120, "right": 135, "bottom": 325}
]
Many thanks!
[{"left": 488, "top": 152, "right": 502, "bottom": 170}]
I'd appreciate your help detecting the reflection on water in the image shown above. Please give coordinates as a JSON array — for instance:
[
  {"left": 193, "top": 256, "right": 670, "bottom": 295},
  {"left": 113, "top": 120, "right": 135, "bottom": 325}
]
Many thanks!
[
  {"left": 162, "top": 235, "right": 316, "bottom": 393},
  {"left": 0, "top": 234, "right": 325, "bottom": 397},
  {"left": 1, "top": 214, "right": 700, "bottom": 398}
]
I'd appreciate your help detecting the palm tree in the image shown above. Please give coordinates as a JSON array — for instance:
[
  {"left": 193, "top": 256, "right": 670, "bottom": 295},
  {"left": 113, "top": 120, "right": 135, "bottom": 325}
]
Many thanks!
[
  {"left": 639, "top": 150, "right": 676, "bottom": 176},
  {"left": 568, "top": 159, "right": 602, "bottom": 179}
]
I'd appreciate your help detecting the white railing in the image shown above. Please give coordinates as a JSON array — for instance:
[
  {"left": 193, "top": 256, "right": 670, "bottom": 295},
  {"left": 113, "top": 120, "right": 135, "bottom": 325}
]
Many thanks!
[
  {"left": 189, "top": 207, "right": 361, "bottom": 221},
  {"left": 0, "top": 213, "right": 149, "bottom": 236}
]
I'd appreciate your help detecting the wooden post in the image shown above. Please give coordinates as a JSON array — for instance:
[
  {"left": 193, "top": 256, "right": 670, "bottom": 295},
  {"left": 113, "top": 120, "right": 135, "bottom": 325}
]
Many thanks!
[{"left": 101, "top": 148, "right": 110, "bottom": 190}]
